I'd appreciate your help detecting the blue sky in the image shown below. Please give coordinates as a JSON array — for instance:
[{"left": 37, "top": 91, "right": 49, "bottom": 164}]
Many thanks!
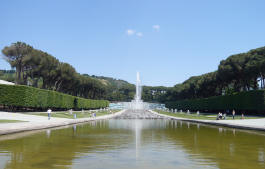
[{"left": 0, "top": 0, "right": 265, "bottom": 86}]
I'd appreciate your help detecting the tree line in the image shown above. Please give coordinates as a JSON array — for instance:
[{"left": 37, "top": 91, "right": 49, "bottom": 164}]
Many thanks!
[
  {"left": 2, "top": 42, "right": 107, "bottom": 99},
  {"left": 6, "top": 42, "right": 262, "bottom": 103},
  {"left": 1, "top": 42, "right": 169, "bottom": 102},
  {"left": 164, "top": 46, "right": 265, "bottom": 102}
]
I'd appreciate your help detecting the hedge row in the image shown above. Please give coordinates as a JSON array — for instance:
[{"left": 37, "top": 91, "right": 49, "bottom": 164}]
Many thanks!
[
  {"left": 76, "top": 97, "right": 109, "bottom": 110},
  {"left": 166, "top": 90, "right": 265, "bottom": 113},
  {"left": 0, "top": 84, "right": 109, "bottom": 110}
]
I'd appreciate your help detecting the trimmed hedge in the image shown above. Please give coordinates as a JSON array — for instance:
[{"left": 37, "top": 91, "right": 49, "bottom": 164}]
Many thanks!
[
  {"left": 166, "top": 90, "right": 265, "bottom": 113},
  {"left": 76, "top": 97, "right": 109, "bottom": 110},
  {"left": 0, "top": 84, "right": 109, "bottom": 110}
]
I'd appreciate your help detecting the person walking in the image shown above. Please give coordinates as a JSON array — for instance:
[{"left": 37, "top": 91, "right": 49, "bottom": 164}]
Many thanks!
[
  {"left": 232, "top": 110, "right": 235, "bottom": 120},
  {"left": 47, "top": 108, "right": 52, "bottom": 120}
]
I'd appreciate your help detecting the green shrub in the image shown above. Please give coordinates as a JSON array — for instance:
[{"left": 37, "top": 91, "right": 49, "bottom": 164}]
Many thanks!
[
  {"left": 0, "top": 84, "right": 109, "bottom": 110},
  {"left": 166, "top": 90, "right": 265, "bottom": 113}
]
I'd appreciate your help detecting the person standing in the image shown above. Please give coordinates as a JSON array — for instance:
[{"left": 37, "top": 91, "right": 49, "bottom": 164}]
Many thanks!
[
  {"left": 232, "top": 110, "right": 235, "bottom": 119},
  {"left": 47, "top": 108, "right": 52, "bottom": 120}
]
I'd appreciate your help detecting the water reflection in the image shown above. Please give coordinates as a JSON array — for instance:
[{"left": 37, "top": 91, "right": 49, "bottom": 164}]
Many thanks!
[
  {"left": 0, "top": 119, "right": 264, "bottom": 169},
  {"left": 197, "top": 123, "right": 200, "bottom": 129},
  {"left": 46, "top": 129, "right": 51, "bottom": 138},
  {"left": 135, "top": 120, "right": 141, "bottom": 159}
]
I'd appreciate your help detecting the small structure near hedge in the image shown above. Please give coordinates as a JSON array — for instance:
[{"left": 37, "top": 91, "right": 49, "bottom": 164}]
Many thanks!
[{"left": 0, "top": 84, "right": 109, "bottom": 111}]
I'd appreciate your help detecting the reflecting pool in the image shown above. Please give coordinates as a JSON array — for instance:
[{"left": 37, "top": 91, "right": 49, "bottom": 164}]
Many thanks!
[{"left": 0, "top": 118, "right": 264, "bottom": 169}]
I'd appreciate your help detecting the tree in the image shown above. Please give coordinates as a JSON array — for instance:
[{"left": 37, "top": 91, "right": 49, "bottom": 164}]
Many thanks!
[{"left": 2, "top": 42, "right": 33, "bottom": 84}]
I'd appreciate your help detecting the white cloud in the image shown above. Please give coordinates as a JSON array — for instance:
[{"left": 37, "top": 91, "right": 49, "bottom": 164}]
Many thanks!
[
  {"left": 136, "top": 32, "right": 143, "bottom": 37},
  {"left": 126, "top": 29, "right": 135, "bottom": 36},
  {"left": 153, "top": 25, "right": 160, "bottom": 31}
]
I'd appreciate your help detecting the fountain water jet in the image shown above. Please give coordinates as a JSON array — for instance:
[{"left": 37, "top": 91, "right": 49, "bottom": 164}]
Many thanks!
[
  {"left": 135, "top": 72, "right": 142, "bottom": 102},
  {"left": 114, "top": 72, "right": 164, "bottom": 118},
  {"left": 130, "top": 72, "right": 149, "bottom": 110},
  {"left": 109, "top": 73, "right": 165, "bottom": 110}
]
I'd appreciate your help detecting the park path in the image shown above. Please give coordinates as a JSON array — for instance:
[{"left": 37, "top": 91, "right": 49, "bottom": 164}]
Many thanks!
[
  {"left": 149, "top": 110, "right": 265, "bottom": 131},
  {"left": 0, "top": 110, "right": 125, "bottom": 135}
]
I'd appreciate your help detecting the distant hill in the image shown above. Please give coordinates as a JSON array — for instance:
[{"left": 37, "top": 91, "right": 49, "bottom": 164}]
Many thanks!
[
  {"left": 83, "top": 74, "right": 134, "bottom": 89},
  {"left": 81, "top": 74, "right": 136, "bottom": 102},
  {"left": 84, "top": 74, "right": 170, "bottom": 103}
]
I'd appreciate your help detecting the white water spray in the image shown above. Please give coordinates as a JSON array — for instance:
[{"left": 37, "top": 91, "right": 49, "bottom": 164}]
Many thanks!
[
  {"left": 135, "top": 72, "right": 142, "bottom": 101},
  {"left": 130, "top": 72, "right": 149, "bottom": 110}
]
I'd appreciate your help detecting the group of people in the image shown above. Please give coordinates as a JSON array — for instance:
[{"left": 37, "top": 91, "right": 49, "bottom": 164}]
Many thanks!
[
  {"left": 217, "top": 112, "right": 226, "bottom": 120},
  {"left": 216, "top": 110, "right": 244, "bottom": 120}
]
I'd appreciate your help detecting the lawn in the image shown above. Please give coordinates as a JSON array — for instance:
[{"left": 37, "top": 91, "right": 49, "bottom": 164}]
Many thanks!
[
  {"left": 0, "top": 119, "right": 26, "bottom": 123},
  {"left": 155, "top": 110, "right": 263, "bottom": 120},
  {"left": 29, "top": 109, "right": 120, "bottom": 119}
]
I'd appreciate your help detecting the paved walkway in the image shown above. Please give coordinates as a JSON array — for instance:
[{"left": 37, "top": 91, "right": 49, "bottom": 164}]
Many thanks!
[
  {"left": 149, "top": 110, "right": 265, "bottom": 131},
  {"left": 0, "top": 110, "right": 125, "bottom": 135}
]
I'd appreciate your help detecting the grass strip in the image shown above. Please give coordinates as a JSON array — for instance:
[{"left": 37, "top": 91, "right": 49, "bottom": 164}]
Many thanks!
[
  {"left": 155, "top": 110, "right": 263, "bottom": 120},
  {"left": 0, "top": 119, "right": 27, "bottom": 123},
  {"left": 29, "top": 110, "right": 120, "bottom": 119}
]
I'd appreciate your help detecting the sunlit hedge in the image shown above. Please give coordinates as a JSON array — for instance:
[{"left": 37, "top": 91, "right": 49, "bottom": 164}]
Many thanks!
[
  {"left": 0, "top": 84, "right": 109, "bottom": 110},
  {"left": 166, "top": 90, "right": 265, "bottom": 113},
  {"left": 76, "top": 97, "right": 109, "bottom": 110}
]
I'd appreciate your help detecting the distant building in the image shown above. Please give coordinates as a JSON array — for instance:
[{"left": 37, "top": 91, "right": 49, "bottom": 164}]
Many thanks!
[{"left": 0, "top": 80, "right": 14, "bottom": 85}]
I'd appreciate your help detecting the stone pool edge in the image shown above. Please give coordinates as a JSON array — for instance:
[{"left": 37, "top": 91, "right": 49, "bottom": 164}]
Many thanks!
[
  {"left": 0, "top": 110, "right": 126, "bottom": 136},
  {"left": 149, "top": 110, "right": 265, "bottom": 132}
]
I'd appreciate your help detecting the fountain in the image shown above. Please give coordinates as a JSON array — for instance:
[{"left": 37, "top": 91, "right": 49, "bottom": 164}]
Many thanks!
[
  {"left": 114, "top": 72, "right": 164, "bottom": 119},
  {"left": 109, "top": 73, "right": 165, "bottom": 110},
  {"left": 130, "top": 72, "right": 149, "bottom": 110}
]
